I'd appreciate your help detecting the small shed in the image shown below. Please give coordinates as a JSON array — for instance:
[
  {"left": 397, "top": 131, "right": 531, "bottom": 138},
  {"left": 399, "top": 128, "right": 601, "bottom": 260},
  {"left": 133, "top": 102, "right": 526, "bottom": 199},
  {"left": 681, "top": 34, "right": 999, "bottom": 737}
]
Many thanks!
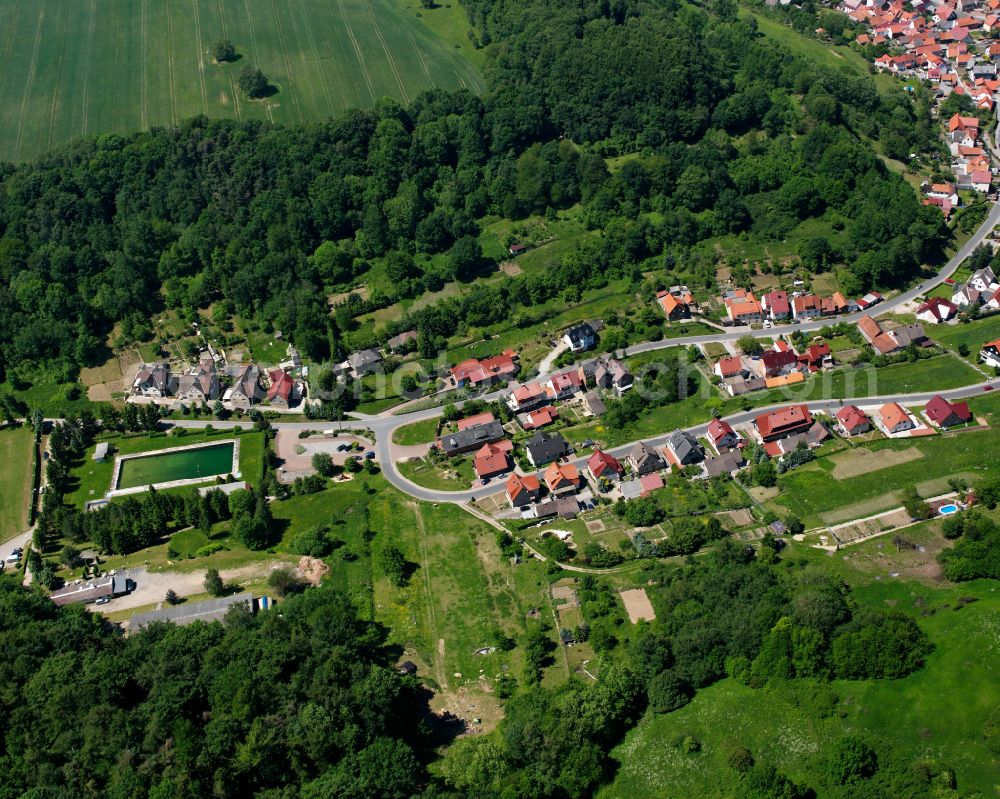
[
  {"left": 93, "top": 442, "right": 109, "bottom": 462},
  {"left": 398, "top": 660, "right": 418, "bottom": 676}
]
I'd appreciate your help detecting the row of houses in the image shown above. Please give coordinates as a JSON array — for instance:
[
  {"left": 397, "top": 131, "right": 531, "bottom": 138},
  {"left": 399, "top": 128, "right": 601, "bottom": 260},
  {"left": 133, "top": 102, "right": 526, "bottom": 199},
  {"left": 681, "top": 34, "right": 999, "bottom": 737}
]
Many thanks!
[
  {"left": 834, "top": 394, "right": 972, "bottom": 436},
  {"left": 132, "top": 359, "right": 302, "bottom": 409},
  {"left": 722, "top": 288, "right": 883, "bottom": 325},
  {"left": 856, "top": 315, "right": 930, "bottom": 355},
  {"left": 714, "top": 339, "right": 833, "bottom": 397}
]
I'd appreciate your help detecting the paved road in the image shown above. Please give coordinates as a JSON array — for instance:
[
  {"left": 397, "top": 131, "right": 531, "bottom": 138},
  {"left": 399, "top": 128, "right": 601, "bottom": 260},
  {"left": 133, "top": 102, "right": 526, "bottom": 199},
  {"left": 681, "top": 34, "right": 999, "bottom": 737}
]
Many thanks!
[{"left": 376, "top": 380, "right": 999, "bottom": 503}]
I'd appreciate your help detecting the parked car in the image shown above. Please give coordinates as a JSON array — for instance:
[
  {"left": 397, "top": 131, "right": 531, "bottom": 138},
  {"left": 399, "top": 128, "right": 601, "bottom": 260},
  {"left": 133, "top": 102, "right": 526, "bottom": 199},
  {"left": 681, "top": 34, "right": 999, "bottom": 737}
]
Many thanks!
[
  {"left": 364, "top": 451, "right": 375, "bottom": 459},
  {"left": 336, "top": 443, "right": 350, "bottom": 452},
  {"left": 5, "top": 553, "right": 20, "bottom": 563},
  {"left": 984, "top": 386, "right": 994, "bottom": 392},
  {"left": 94, "top": 597, "right": 111, "bottom": 605},
  {"left": 481, "top": 478, "right": 490, "bottom": 485}
]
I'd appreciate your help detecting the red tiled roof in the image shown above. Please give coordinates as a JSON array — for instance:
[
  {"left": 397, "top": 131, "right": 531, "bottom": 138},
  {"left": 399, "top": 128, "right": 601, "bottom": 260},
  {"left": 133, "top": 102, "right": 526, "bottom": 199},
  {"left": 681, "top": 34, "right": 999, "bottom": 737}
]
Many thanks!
[
  {"left": 836, "top": 405, "right": 869, "bottom": 431},
  {"left": 707, "top": 418, "right": 736, "bottom": 445},
  {"left": 267, "top": 369, "right": 293, "bottom": 402},
  {"left": 474, "top": 441, "right": 512, "bottom": 478},
  {"left": 755, "top": 405, "right": 812, "bottom": 439},
  {"left": 545, "top": 462, "right": 580, "bottom": 491},
  {"left": 588, "top": 449, "right": 623, "bottom": 477},
  {"left": 457, "top": 412, "right": 496, "bottom": 430}
]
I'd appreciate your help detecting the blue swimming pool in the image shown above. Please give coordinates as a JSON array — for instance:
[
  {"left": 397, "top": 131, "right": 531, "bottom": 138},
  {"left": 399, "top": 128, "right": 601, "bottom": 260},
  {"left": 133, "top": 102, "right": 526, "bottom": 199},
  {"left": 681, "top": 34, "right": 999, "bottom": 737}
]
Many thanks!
[{"left": 938, "top": 504, "right": 959, "bottom": 515}]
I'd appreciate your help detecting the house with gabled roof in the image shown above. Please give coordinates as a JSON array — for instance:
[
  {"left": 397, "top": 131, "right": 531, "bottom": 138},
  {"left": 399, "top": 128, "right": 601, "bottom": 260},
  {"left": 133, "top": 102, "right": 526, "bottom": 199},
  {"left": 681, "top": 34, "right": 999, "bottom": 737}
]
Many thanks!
[
  {"left": 664, "top": 429, "right": 704, "bottom": 466},
  {"left": 266, "top": 369, "right": 296, "bottom": 409},
  {"left": 708, "top": 418, "right": 739, "bottom": 451},
  {"left": 657, "top": 290, "right": 691, "bottom": 320},
  {"left": 507, "top": 473, "right": 542, "bottom": 507},
  {"left": 473, "top": 440, "right": 513, "bottom": 479},
  {"left": 925, "top": 394, "right": 972, "bottom": 427},
  {"left": 836, "top": 405, "right": 871, "bottom": 436},
  {"left": 177, "top": 358, "right": 220, "bottom": 403},
  {"left": 225, "top": 363, "right": 265, "bottom": 410},
  {"left": 132, "top": 362, "right": 174, "bottom": 398},
  {"left": 507, "top": 381, "right": 548, "bottom": 412},
  {"left": 980, "top": 337, "right": 1000, "bottom": 368},
  {"left": 526, "top": 430, "right": 570, "bottom": 467},
  {"left": 545, "top": 461, "right": 581, "bottom": 494},
  {"left": 714, "top": 355, "right": 747, "bottom": 380},
  {"left": 916, "top": 296, "right": 958, "bottom": 324},
  {"left": 755, "top": 405, "right": 813, "bottom": 442},
  {"left": 761, "top": 290, "right": 791, "bottom": 320},
  {"left": 629, "top": 441, "right": 666, "bottom": 475},
  {"left": 563, "top": 323, "right": 597, "bottom": 353},
  {"left": 879, "top": 402, "right": 913, "bottom": 434},
  {"left": 588, "top": 449, "right": 624, "bottom": 482}
]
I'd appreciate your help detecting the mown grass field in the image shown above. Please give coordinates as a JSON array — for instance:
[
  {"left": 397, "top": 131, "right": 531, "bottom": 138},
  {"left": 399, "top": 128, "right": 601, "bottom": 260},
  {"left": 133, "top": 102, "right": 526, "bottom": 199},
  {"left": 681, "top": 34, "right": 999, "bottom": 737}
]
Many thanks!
[
  {"left": 0, "top": 0, "right": 484, "bottom": 162},
  {"left": 0, "top": 427, "right": 34, "bottom": 540},
  {"left": 392, "top": 417, "right": 439, "bottom": 445}
]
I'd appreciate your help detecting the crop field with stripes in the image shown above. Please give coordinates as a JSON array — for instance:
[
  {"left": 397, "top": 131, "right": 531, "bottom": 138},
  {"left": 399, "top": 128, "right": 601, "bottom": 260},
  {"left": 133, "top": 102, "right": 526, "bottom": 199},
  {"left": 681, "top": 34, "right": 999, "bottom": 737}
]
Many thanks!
[{"left": 0, "top": 0, "right": 485, "bottom": 162}]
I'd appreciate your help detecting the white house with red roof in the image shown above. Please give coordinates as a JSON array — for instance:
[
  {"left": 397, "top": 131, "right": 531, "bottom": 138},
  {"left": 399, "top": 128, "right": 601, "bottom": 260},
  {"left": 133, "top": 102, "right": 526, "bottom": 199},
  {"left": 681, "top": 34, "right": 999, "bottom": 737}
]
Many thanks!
[{"left": 916, "top": 296, "right": 958, "bottom": 324}]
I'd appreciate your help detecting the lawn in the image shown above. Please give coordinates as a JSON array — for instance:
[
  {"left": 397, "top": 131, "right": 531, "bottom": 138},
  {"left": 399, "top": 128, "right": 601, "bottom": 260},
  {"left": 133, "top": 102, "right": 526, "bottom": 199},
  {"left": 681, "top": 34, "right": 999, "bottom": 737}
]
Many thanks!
[
  {"left": 392, "top": 417, "right": 440, "bottom": 445},
  {"left": 0, "top": 0, "right": 484, "bottom": 163},
  {"left": 0, "top": 427, "right": 34, "bottom": 540},
  {"left": 65, "top": 429, "right": 265, "bottom": 508},
  {"left": 931, "top": 314, "right": 1000, "bottom": 362},
  {"left": 769, "top": 426, "right": 1000, "bottom": 527},
  {"left": 818, "top": 355, "right": 982, "bottom": 397},
  {"left": 396, "top": 454, "right": 476, "bottom": 490}
]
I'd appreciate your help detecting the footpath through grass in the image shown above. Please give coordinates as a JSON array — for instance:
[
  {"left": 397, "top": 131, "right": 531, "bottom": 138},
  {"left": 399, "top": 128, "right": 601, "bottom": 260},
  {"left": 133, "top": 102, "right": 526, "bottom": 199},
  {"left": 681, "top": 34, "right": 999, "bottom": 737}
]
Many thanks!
[{"left": 0, "top": 427, "right": 34, "bottom": 540}]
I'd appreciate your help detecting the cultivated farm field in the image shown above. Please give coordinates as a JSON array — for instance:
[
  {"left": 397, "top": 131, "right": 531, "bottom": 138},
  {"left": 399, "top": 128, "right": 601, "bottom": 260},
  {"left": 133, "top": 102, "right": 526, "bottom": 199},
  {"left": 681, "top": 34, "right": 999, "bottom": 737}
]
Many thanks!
[{"left": 0, "top": 0, "right": 484, "bottom": 162}]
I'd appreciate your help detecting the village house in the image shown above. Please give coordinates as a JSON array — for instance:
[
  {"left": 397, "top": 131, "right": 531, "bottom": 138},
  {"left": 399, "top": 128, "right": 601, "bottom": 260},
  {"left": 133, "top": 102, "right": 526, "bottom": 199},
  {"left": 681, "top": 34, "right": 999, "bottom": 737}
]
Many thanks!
[
  {"left": 457, "top": 412, "right": 496, "bottom": 430},
  {"left": 708, "top": 418, "right": 740, "bottom": 450},
  {"left": 507, "top": 473, "right": 542, "bottom": 507},
  {"left": 799, "top": 342, "right": 832, "bottom": 371},
  {"left": 762, "top": 349, "right": 799, "bottom": 377},
  {"left": 724, "top": 289, "right": 764, "bottom": 325},
  {"left": 438, "top": 419, "right": 505, "bottom": 457},
  {"left": 563, "top": 322, "right": 598, "bottom": 353},
  {"left": 522, "top": 406, "right": 559, "bottom": 429},
  {"left": 714, "top": 355, "right": 748, "bottom": 380},
  {"left": 629, "top": 441, "right": 666, "bottom": 475},
  {"left": 582, "top": 356, "right": 634, "bottom": 395},
  {"left": 507, "top": 381, "right": 548, "bottom": 412},
  {"left": 657, "top": 290, "right": 691, "bottom": 320},
  {"left": 348, "top": 348, "right": 383, "bottom": 378},
  {"left": 452, "top": 352, "right": 519, "bottom": 388},
  {"left": 916, "top": 296, "right": 958, "bottom": 324},
  {"left": 132, "top": 362, "right": 174, "bottom": 398},
  {"left": 761, "top": 289, "right": 791, "bottom": 320},
  {"left": 545, "top": 462, "right": 582, "bottom": 495},
  {"left": 754, "top": 405, "right": 813, "bottom": 442},
  {"left": 723, "top": 376, "right": 767, "bottom": 396},
  {"left": 473, "top": 440, "right": 513, "bottom": 479},
  {"left": 266, "top": 368, "right": 297, "bottom": 409},
  {"left": 547, "top": 369, "right": 584, "bottom": 400},
  {"left": 525, "top": 429, "right": 571, "bottom": 467},
  {"left": 385, "top": 330, "right": 418, "bottom": 353},
  {"left": 224, "top": 363, "right": 266, "bottom": 410},
  {"left": 879, "top": 402, "right": 914, "bottom": 434},
  {"left": 704, "top": 450, "right": 746, "bottom": 478},
  {"left": 176, "top": 357, "right": 220, "bottom": 403},
  {"left": 664, "top": 429, "right": 704, "bottom": 467},
  {"left": 836, "top": 405, "right": 872, "bottom": 436},
  {"left": 925, "top": 394, "right": 972, "bottom": 427},
  {"left": 981, "top": 337, "right": 1000, "bottom": 368},
  {"left": 588, "top": 449, "right": 624, "bottom": 482}
]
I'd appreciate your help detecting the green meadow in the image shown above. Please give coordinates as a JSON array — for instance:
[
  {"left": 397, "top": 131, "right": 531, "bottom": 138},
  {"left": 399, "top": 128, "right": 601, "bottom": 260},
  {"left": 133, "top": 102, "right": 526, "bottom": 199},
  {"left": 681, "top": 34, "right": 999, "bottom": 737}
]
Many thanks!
[{"left": 0, "top": 0, "right": 484, "bottom": 162}]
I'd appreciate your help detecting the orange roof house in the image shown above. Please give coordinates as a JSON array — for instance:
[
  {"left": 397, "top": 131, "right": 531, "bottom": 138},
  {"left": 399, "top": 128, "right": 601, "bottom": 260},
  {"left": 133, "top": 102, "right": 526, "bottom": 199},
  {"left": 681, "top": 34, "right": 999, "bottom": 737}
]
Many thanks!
[
  {"left": 544, "top": 462, "right": 581, "bottom": 494},
  {"left": 507, "top": 473, "right": 542, "bottom": 507},
  {"left": 879, "top": 402, "right": 913, "bottom": 433},
  {"left": 755, "top": 405, "right": 813, "bottom": 442}
]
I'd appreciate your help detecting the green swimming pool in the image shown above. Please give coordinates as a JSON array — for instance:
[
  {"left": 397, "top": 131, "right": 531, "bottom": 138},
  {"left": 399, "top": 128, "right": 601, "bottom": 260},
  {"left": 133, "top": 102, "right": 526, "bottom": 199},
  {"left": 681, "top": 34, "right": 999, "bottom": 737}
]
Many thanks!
[{"left": 116, "top": 442, "right": 235, "bottom": 489}]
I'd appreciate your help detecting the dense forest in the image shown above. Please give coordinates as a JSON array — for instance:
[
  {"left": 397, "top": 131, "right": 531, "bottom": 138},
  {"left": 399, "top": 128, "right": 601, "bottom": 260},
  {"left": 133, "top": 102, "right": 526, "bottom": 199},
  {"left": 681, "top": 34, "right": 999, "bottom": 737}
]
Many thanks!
[{"left": 0, "top": 0, "right": 947, "bottom": 387}]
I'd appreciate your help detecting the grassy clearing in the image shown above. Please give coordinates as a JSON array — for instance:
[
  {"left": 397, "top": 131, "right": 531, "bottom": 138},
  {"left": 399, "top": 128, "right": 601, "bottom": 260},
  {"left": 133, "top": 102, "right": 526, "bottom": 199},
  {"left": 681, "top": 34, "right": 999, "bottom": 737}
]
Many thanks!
[
  {"left": 0, "top": 0, "right": 484, "bottom": 163},
  {"left": 0, "top": 427, "right": 34, "bottom": 540},
  {"left": 397, "top": 455, "right": 476, "bottom": 490},
  {"left": 602, "top": 536, "right": 1000, "bottom": 798},
  {"left": 392, "top": 417, "right": 440, "bottom": 445}
]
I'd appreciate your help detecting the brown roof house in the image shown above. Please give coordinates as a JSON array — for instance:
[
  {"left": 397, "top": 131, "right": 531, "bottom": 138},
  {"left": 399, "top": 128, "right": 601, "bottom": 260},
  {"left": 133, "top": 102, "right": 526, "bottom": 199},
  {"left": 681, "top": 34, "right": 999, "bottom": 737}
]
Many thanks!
[{"left": 176, "top": 358, "right": 220, "bottom": 403}]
